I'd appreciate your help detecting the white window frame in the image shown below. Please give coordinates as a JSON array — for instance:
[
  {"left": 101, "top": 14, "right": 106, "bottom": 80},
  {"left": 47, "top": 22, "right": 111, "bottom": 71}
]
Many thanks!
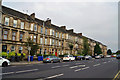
[
  {"left": 5, "top": 17, "right": 9, "bottom": 26},
  {"left": 40, "top": 38, "right": 43, "bottom": 44},
  {"left": 31, "top": 23, "right": 34, "bottom": 31},
  {"left": 45, "top": 38, "right": 47, "bottom": 45},
  {"left": 33, "top": 36, "right": 36, "bottom": 42}
]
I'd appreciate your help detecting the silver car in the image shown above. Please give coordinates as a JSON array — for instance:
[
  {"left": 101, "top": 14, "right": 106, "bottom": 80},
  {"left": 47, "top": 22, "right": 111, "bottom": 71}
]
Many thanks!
[
  {"left": 43, "top": 56, "right": 62, "bottom": 63},
  {"left": 85, "top": 55, "right": 92, "bottom": 60}
]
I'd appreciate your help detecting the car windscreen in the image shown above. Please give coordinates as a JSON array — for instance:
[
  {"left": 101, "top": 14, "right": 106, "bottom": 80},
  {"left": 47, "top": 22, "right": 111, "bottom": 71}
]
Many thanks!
[{"left": 64, "top": 55, "right": 68, "bottom": 57}]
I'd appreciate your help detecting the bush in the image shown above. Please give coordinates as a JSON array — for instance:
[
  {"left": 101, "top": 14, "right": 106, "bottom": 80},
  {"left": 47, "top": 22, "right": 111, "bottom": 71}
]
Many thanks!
[
  {"left": 37, "top": 54, "right": 42, "bottom": 56},
  {"left": 0, "top": 52, "right": 8, "bottom": 57},
  {"left": 59, "top": 55, "right": 64, "bottom": 57},
  {"left": 23, "top": 53, "right": 26, "bottom": 57},
  {"left": 17, "top": 53, "right": 21, "bottom": 56},
  {"left": 43, "top": 54, "right": 49, "bottom": 58},
  {"left": 8, "top": 51, "right": 15, "bottom": 57},
  {"left": 63, "top": 53, "right": 68, "bottom": 55}
]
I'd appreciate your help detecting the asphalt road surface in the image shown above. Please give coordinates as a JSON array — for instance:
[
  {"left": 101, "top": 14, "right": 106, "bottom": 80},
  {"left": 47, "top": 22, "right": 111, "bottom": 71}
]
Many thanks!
[{"left": 1, "top": 58, "right": 120, "bottom": 80}]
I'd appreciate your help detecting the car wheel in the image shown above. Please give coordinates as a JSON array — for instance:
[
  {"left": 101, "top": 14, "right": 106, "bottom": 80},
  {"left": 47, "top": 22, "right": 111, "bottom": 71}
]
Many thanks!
[
  {"left": 59, "top": 60, "right": 62, "bottom": 63},
  {"left": 51, "top": 60, "right": 54, "bottom": 63},
  {"left": 2, "top": 62, "right": 8, "bottom": 67}
]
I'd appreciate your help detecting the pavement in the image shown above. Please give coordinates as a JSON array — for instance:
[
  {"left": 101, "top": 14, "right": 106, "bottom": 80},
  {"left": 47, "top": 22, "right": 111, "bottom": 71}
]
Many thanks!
[
  {"left": 1, "top": 58, "right": 120, "bottom": 80},
  {"left": 10, "top": 61, "right": 43, "bottom": 66}
]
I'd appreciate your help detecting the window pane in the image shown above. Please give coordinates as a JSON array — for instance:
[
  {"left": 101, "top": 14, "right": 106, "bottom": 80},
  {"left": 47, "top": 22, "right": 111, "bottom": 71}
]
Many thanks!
[
  {"left": 5, "top": 17, "right": 9, "bottom": 26},
  {"left": 40, "top": 38, "right": 43, "bottom": 44},
  {"left": 4, "top": 31, "right": 8, "bottom": 34},
  {"left": 41, "top": 27, "right": 43, "bottom": 33},
  {"left": 34, "top": 24, "right": 37, "bottom": 31},
  {"left": 13, "top": 20, "right": 17, "bottom": 27},
  {"left": 4, "top": 35, "right": 7, "bottom": 39},
  {"left": 31, "top": 24, "right": 34, "bottom": 31},
  {"left": 21, "top": 22, "right": 24, "bottom": 29}
]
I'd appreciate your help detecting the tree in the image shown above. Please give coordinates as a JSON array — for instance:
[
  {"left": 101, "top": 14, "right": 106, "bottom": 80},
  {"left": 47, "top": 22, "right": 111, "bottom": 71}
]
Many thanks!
[
  {"left": 82, "top": 37, "right": 89, "bottom": 56},
  {"left": 94, "top": 43, "right": 102, "bottom": 55},
  {"left": 107, "top": 49, "right": 112, "bottom": 55},
  {"left": 24, "top": 38, "right": 39, "bottom": 56},
  {"left": 116, "top": 50, "right": 120, "bottom": 55},
  {"left": 69, "top": 43, "right": 73, "bottom": 54}
]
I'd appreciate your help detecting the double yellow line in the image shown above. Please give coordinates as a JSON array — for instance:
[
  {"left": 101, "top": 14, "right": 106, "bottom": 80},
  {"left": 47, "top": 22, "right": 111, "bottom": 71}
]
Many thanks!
[{"left": 113, "top": 70, "right": 120, "bottom": 80}]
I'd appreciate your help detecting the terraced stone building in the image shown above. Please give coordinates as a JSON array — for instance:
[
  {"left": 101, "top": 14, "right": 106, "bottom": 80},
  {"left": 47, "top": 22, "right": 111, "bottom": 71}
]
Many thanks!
[{"left": 1, "top": 6, "right": 107, "bottom": 57}]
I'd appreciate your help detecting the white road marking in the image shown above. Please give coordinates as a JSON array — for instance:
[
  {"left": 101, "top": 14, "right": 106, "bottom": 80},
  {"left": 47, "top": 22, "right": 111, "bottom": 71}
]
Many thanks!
[
  {"left": 75, "top": 69, "right": 82, "bottom": 72},
  {"left": 16, "top": 69, "right": 38, "bottom": 73},
  {"left": 26, "top": 65, "right": 33, "bottom": 66},
  {"left": 108, "top": 61, "right": 111, "bottom": 62},
  {"left": 3, "top": 69, "right": 39, "bottom": 75},
  {"left": 75, "top": 67, "right": 89, "bottom": 72},
  {"left": 2, "top": 72, "right": 14, "bottom": 75},
  {"left": 11, "top": 66, "right": 16, "bottom": 67},
  {"left": 82, "top": 67, "right": 89, "bottom": 70},
  {"left": 93, "top": 64, "right": 100, "bottom": 67},
  {"left": 51, "top": 66, "right": 61, "bottom": 68},
  {"left": 70, "top": 65, "right": 85, "bottom": 69},
  {"left": 103, "top": 62, "right": 107, "bottom": 64},
  {"left": 62, "top": 65, "right": 69, "bottom": 67},
  {"left": 45, "top": 73, "right": 64, "bottom": 79},
  {"left": 75, "top": 63, "right": 81, "bottom": 65}
]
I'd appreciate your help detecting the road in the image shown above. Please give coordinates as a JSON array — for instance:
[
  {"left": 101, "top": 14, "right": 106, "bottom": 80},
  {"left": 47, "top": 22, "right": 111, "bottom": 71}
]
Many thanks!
[{"left": 1, "top": 58, "right": 120, "bottom": 80}]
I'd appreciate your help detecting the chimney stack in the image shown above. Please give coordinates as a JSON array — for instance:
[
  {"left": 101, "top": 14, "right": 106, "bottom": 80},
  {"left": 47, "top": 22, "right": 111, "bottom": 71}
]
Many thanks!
[
  {"left": 68, "top": 29, "right": 74, "bottom": 33},
  {"left": 45, "top": 18, "right": 51, "bottom": 26},
  {"left": 60, "top": 26, "right": 66, "bottom": 29},
  {"left": 78, "top": 33, "right": 82, "bottom": 36},
  {"left": 30, "top": 13, "right": 35, "bottom": 20}
]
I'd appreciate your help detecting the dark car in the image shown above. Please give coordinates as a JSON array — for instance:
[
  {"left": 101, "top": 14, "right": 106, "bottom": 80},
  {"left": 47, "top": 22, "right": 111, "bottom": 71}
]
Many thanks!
[
  {"left": 116, "top": 54, "right": 120, "bottom": 59},
  {"left": 43, "top": 56, "right": 62, "bottom": 63},
  {"left": 77, "top": 56, "right": 85, "bottom": 60}
]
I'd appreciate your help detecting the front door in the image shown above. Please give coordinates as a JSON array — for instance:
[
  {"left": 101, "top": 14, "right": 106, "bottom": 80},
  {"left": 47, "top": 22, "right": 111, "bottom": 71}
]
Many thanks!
[{"left": 2, "top": 45, "right": 7, "bottom": 52}]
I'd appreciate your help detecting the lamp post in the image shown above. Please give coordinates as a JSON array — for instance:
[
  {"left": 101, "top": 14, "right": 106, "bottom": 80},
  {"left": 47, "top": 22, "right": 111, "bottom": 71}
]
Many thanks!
[{"left": 0, "top": 0, "right": 2, "bottom": 54}]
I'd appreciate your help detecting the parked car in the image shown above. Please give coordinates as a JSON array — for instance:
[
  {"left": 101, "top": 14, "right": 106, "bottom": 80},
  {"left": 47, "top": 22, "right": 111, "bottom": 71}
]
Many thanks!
[
  {"left": 43, "top": 56, "right": 62, "bottom": 63},
  {"left": 111, "top": 54, "right": 117, "bottom": 57},
  {"left": 77, "top": 56, "right": 85, "bottom": 60},
  {"left": 0, "top": 57, "right": 10, "bottom": 67},
  {"left": 63, "top": 55, "right": 75, "bottom": 61},
  {"left": 105, "top": 55, "right": 111, "bottom": 58},
  {"left": 116, "top": 54, "right": 120, "bottom": 59},
  {"left": 95, "top": 55, "right": 101, "bottom": 59},
  {"left": 85, "top": 55, "right": 92, "bottom": 60},
  {"left": 100, "top": 55, "right": 104, "bottom": 58}
]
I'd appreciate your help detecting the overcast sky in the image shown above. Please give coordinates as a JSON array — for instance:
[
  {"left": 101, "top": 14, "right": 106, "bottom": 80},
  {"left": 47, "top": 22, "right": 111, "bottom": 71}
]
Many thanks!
[{"left": 2, "top": 0, "right": 118, "bottom": 52}]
